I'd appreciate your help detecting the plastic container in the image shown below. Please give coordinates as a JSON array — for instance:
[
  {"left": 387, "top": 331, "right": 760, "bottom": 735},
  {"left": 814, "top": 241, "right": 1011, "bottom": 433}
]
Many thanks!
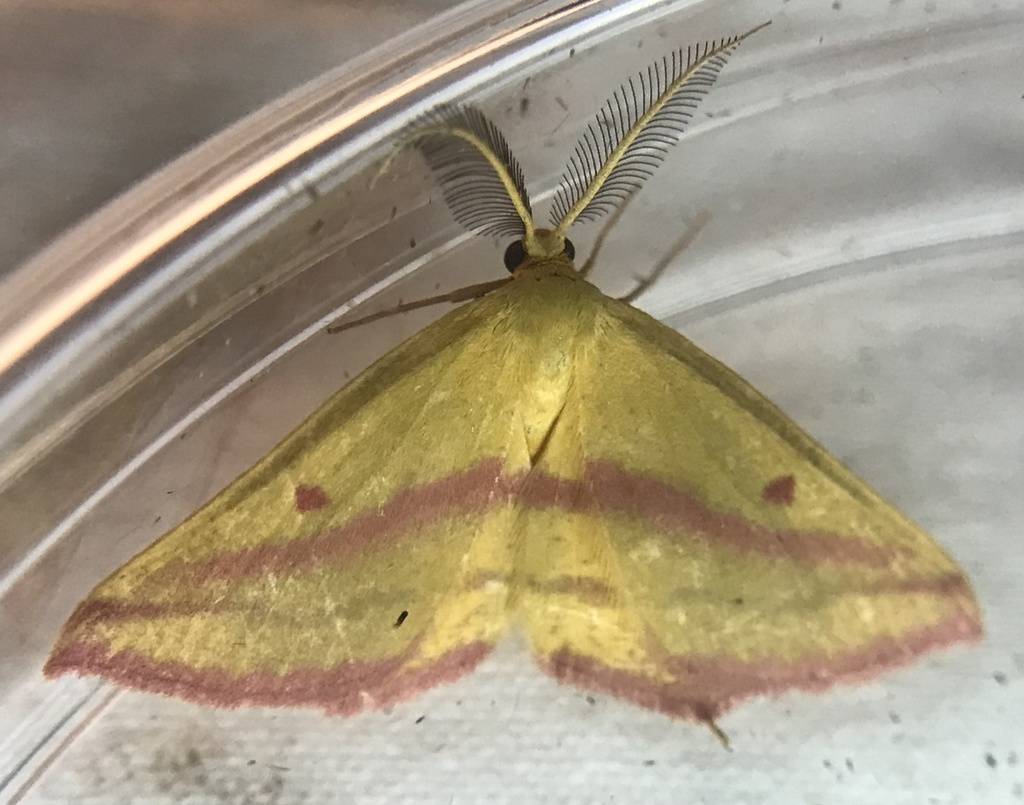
[{"left": 1, "top": 0, "right": 1020, "bottom": 801}]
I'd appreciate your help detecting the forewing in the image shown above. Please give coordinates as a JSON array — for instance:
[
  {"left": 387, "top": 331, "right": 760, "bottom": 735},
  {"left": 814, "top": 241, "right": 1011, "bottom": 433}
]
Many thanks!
[
  {"left": 46, "top": 295, "right": 539, "bottom": 714},
  {"left": 521, "top": 295, "right": 981, "bottom": 722}
]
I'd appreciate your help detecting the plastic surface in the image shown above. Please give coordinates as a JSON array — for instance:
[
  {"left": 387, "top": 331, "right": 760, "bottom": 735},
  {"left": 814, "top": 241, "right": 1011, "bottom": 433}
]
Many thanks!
[{"left": 1, "top": 0, "right": 1021, "bottom": 802}]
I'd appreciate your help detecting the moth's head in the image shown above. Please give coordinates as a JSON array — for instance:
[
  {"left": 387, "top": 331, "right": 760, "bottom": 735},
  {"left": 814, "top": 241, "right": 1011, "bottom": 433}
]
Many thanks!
[{"left": 503, "top": 228, "right": 576, "bottom": 273}]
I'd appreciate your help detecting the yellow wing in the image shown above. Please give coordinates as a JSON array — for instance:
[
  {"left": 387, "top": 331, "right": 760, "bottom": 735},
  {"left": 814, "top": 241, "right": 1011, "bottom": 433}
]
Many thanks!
[
  {"left": 47, "top": 260, "right": 980, "bottom": 721},
  {"left": 514, "top": 283, "right": 981, "bottom": 723},
  {"left": 45, "top": 283, "right": 561, "bottom": 713}
]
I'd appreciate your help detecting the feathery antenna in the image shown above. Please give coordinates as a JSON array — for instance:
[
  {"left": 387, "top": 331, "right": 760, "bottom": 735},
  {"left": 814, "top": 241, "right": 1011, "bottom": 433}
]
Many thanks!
[
  {"left": 398, "top": 104, "right": 534, "bottom": 239},
  {"left": 549, "top": 21, "right": 770, "bottom": 233},
  {"left": 388, "top": 22, "right": 768, "bottom": 260}
]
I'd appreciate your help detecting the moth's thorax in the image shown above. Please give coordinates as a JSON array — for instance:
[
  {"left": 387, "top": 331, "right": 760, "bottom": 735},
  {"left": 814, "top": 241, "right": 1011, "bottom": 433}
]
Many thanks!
[
  {"left": 501, "top": 255, "right": 603, "bottom": 462},
  {"left": 510, "top": 254, "right": 579, "bottom": 282}
]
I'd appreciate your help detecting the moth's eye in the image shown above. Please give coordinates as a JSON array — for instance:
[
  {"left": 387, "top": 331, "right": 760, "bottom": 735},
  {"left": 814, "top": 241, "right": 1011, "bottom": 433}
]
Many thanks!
[
  {"left": 563, "top": 238, "right": 576, "bottom": 262},
  {"left": 503, "top": 240, "right": 527, "bottom": 272}
]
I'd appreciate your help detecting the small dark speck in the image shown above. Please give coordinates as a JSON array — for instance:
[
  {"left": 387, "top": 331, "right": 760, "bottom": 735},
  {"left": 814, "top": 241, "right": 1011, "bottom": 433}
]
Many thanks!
[
  {"left": 409, "top": 236, "right": 417, "bottom": 249},
  {"left": 247, "top": 759, "right": 256, "bottom": 766},
  {"left": 731, "top": 597, "right": 744, "bottom": 605},
  {"left": 985, "top": 753, "right": 998, "bottom": 769},
  {"left": 993, "top": 671, "right": 1008, "bottom": 685},
  {"left": 415, "top": 715, "right": 426, "bottom": 724},
  {"left": 832, "top": 0, "right": 842, "bottom": 9},
  {"left": 309, "top": 219, "right": 325, "bottom": 235},
  {"left": 255, "top": 283, "right": 267, "bottom": 295},
  {"left": 390, "top": 205, "right": 398, "bottom": 221},
  {"left": 845, "top": 758, "right": 854, "bottom": 772},
  {"left": 643, "top": 760, "right": 655, "bottom": 767},
  {"left": 555, "top": 96, "right": 568, "bottom": 111},
  {"left": 823, "top": 759, "right": 833, "bottom": 769},
  {"left": 153, "top": 516, "right": 161, "bottom": 525},
  {"left": 394, "top": 610, "right": 409, "bottom": 628},
  {"left": 519, "top": 97, "right": 530, "bottom": 116},
  {"left": 569, "top": 47, "right": 576, "bottom": 57},
  {"left": 586, "top": 695, "right": 596, "bottom": 705},
  {"left": 889, "top": 711, "right": 901, "bottom": 724}
]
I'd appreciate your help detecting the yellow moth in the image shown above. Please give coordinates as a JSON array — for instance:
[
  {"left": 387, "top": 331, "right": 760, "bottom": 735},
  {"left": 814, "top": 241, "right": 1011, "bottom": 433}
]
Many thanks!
[{"left": 45, "top": 23, "right": 980, "bottom": 736}]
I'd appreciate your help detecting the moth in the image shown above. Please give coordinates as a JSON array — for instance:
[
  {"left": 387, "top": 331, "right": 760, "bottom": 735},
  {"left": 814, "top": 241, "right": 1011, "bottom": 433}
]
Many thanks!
[{"left": 46, "top": 23, "right": 980, "bottom": 739}]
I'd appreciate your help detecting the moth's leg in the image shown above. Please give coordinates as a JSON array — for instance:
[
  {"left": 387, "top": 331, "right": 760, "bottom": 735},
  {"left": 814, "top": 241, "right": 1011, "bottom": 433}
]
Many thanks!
[
  {"left": 577, "top": 199, "right": 632, "bottom": 279},
  {"left": 326, "top": 278, "right": 509, "bottom": 334},
  {"left": 618, "top": 210, "right": 711, "bottom": 303}
]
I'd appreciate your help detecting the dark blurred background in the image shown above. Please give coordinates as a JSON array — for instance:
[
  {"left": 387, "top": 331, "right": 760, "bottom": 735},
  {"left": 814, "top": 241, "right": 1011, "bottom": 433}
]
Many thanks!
[{"left": 0, "top": 0, "right": 455, "bottom": 279}]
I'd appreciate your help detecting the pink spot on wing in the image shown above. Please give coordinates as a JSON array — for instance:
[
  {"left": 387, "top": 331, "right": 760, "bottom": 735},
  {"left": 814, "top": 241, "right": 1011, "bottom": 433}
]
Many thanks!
[
  {"left": 294, "top": 484, "right": 329, "bottom": 513},
  {"left": 762, "top": 474, "right": 796, "bottom": 506}
]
